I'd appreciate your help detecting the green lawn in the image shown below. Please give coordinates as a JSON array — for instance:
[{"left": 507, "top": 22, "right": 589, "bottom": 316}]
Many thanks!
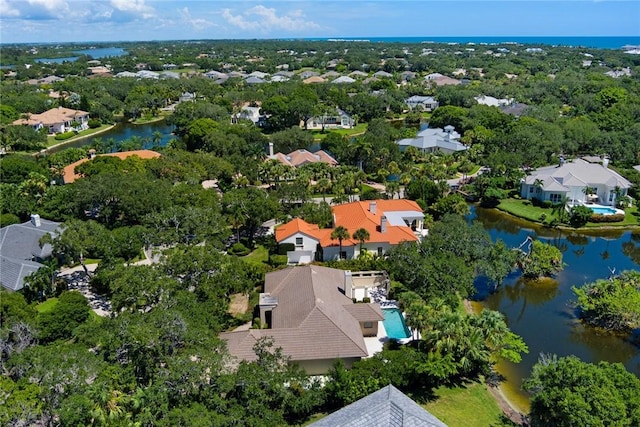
[
  {"left": 497, "top": 198, "right": 639, "bottom": 228},
  {"left": 45, "top": 124, "right": 113, "bottom": 148},
  {"left": 242, "top": 245, "right": 269, "bottom": 266},
  {"left": 311, "top": 123, "right": 367, "bottom": 140},
  {"left": 35, "top": 297, "right": 59, "bottom": 313},
  {"left": 424, "top": 381, "right": 512, "bottom": 427},
  {"left": 497, "top": 199, "right": 558, "bottom": 223}
]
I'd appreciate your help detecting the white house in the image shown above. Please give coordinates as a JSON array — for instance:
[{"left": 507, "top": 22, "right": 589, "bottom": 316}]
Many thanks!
[
  {"left": 275, "top": 200, "right": 425, "bottom": 264},
  {"left": 396, "top": 125, "right": 467, "bottom": 154},
  {"left": 405, "top": 95, "right": 439, "bottom": 111},
  {"left": 520, "top": 158, "right": 631, "bottom": 207},
  {"left": 303, "top": 108, "right": 354, "bottom": 130},
  {"left": 13, "top": 107, "right": 89, "bottom": 135},
  {"left": 475, "top": 95, "right": 514, "bottom": 107}
]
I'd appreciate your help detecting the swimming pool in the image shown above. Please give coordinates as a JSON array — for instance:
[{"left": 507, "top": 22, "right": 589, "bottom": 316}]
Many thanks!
[
  {"left": 588, "top": 206, "right": 619, "bottom": 215},
  {"left": 382, "top": 308, "right": 411, "bottom": 339}
]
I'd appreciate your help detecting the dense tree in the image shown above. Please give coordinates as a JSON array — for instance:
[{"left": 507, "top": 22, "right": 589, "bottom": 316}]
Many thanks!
[
  {"left": 573, "top": 270, "right": 640, "bottom": 333},
  {"left": 519, "top": 239, "right": 564, "bottom": 279},
  {"left": 524, "top": 355, "right": 640, "bottom": 427}
]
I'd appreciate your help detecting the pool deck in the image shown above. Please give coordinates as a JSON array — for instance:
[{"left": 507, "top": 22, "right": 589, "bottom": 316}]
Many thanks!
[{"left": 364, "top": 286, "right": 416, "bottom": 357}]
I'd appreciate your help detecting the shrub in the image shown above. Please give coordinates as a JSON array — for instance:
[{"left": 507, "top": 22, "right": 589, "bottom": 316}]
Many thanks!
[
  {"left": 569, "top": 206, "right": 593, "bottom": 228},
  {"left": 88, "top": 119, "right": 101, "bottom": 128},
  {"left": 362, "top": 297, "right": 371, "bottom": 303},
  {"left": 277, "top": 243, "right": 295, "bottom": 255},
  {"left": 228, "top": 242, "right": 251, "bottom": 256},
  {"left": 0, "top": 213, "right": 20, "bottom": 227},
  {"left": 268, "top": 254, "right": 288, "bottom": 267},
  {"left": 542, "top": 200, "right": 553, "bottom": 209},
  {"left": 54, "top": 131, "right": 76, "bottom": 140},
  {"left": 522, "top": 199, "right": 532, "bottom": 206}
]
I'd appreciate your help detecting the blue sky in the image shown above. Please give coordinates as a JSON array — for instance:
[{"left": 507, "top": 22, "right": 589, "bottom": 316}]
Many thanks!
[{"left": 1, "top": 1, "right": 638, "bottom": 44}]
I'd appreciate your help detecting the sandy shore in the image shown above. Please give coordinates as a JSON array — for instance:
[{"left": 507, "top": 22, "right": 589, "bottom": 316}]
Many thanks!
[{"left": 463, "top": 299, "right": 529, "bottom": 426}]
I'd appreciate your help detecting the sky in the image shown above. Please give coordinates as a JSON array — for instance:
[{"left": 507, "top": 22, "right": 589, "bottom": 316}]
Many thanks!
[{"left": 0, "top": 0, "right": 638, "bottom": 44}]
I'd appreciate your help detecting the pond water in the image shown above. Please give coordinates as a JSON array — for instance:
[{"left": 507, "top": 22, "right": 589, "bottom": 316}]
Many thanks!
[
  {"left": 470, "top": 206, "right": 640, "bottom": 410},
  {"left": 47, "top": 120, "right": 176, "bottom": 154}
]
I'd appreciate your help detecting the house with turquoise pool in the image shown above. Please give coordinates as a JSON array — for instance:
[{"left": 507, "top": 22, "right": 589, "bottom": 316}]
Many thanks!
[
  {"left": 219, "top": 265, "right": 411, "bottom": 375},
  {"left": 520, "top": 157, "right": 631, "bottom": 211}
]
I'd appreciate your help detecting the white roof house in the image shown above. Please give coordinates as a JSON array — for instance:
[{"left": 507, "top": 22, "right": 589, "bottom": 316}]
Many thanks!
[
  {"left": 396, "top": 125, "right": 467, "bottom": 154},
  {"left": 331, "top": 76, "right": 356, "bottom": 84},
  {"left": 520, "top": 158, "right": 631, "bottom": 206},
  {"left": 405, "top": 95, "right": 439, "bottom": 111},
  {"left": 475, "top": 95, "right": 514, "bottom": 107}
]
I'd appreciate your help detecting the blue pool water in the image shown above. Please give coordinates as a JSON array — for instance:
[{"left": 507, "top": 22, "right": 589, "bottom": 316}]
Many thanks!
[
  {"left": 382, "top": 309, "right": 411, "bottom": 339},
  {"left": 589, "top": 206, "right": 618, "bottom": 215}
]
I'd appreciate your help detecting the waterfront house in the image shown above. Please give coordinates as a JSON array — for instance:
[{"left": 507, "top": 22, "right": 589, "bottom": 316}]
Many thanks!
[
  {"left": 405, "top": 95, "right": 439, "bottom": 111},
  {"left": 303, "top": 108, "right": 354, "bottom": 130},
  {"left": 220, "top": 265, "right": 384, "bottom": 375},
  {"left": 396, "top": 125, "right": 467, "bottom": 154},
  {"left": 13, "top": 106, "right": 89, "bottom": 135},
  {"left": 520, "top": 157, "right": 631, "bottom": 206},
  {"left": 276, "top": 199, "right": 425, "bottom": 263}
]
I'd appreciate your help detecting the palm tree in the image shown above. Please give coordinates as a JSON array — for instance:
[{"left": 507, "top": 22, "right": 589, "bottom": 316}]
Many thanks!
[
  {"left": 330, "top": 226, "right": 350, "bottom": 259},
  {"left": 315, "top": 178, "right": 332, "bottom": 202},
  {"left": 352, "top": 228, "right": 370, "bottom": 255},
  {"left": 533, "top": 178, "right": 544, "bottom": 195}
]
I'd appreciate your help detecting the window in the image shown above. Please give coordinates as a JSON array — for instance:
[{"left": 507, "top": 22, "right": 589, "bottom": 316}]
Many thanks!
[
  {"left": 550, "top": 193, "right": 562, "bottom": 203},
  {"left": 364, "top": 322, "right": 373, "bottom": 329},
  {"left": 340, "top": 251, "right": 347, "bottom": 260},
  {"left": 377, "top": 247, "right": 383, "bottom": 257},
  {"left": 609, "top": 191, "right": 614, "bottom": 202},
  {"left": 529, "top": 186, "right": 534, "bottom": 193},
  {"left": 295, "top": 237, "right": 303, "bottom": 247}
]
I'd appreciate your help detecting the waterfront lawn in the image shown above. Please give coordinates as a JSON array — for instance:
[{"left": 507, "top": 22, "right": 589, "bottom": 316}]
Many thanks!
[
  {"left": 45, "top": 124, "right": 112, "bottom": 148},
  {"left": 584, "top": 205, "right": 639, "bottom": 227},
  {"left": 424, "top": 381, "right": 511, "bottom": 427},
  {"left": 497, "top": 198, "right": 558, "bottom": 223}
]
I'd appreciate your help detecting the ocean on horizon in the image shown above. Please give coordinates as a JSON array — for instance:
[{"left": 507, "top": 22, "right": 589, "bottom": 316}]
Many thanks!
[{"left": 305, "top": 36, "right": 640, "bottom": 49}]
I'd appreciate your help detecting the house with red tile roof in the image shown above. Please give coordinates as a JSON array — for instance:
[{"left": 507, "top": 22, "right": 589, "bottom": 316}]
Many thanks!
[
  {"left": 61, "top": 150, "right": 161, "bottom": 184},
  {"left": 13, "top": 106, "right": 89, "bottom": 134},
  {"left": 266, "top": 143, "right": 338, "bottom": 168},
  {"left": 275, "top": 199, "right": 425, "bottom": 263},
  {"left": 220, "top": 265, "right": 384, "bottom": 374}
]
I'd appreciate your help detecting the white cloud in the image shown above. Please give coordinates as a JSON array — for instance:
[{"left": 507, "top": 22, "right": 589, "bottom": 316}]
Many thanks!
[
  {"left": 178, "top": 7, "right": 215, "bottom": 31},
  {"left": 0, "top": 0, "right": 20, "bottom": 17},
  {"left": 110, "top": 0, "right": 154, "bottom": 19},
  {"left": 222, "top": 5, "right": 320, "bottom": 33}
]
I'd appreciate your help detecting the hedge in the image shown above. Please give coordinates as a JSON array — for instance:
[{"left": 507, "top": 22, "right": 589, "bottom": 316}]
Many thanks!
[
  {"left": 54, "top": 131, "right": 76, "bottom": 140},
  {"left": 228, "top": 242, "right": 251, "bottom": 256},
  {"left": 588, "top": 213, "right": 625, "bottom": 223},
  {"left": 277, "top": 243, "right": 295, "bottom": 255},
  {"left": 88, "top": 119, "right": 102, "bottom": 128}
]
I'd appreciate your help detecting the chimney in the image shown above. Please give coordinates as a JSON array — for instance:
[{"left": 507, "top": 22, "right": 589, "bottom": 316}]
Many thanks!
[
  {"left": 603, "top": 157, "right": 609, "bottom": 169},
  {"left": 268, "top": 142, "right": 274, "bottom": 157},
  {"left": 30, "top": 214, "right": 41, "bottom": 227},
  {"left": 344, "top": 270, "right": 353, "bottom": 298},
  {"left": 380, "top": 215, "right": 387, "bottom": 233},
  {"left": 369, "top": 201, "right": 377, "bottom": 215}
]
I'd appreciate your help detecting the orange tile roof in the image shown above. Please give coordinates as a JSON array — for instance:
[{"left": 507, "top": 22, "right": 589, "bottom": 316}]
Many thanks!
[
  {"left": 276, "top": 199, "right": 422, "bottom": 248},
  {"left": 62, "top": 149, "right": 161, "bottom": 184}
]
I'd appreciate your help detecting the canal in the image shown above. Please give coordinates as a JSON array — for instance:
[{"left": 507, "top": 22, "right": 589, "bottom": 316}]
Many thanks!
[{"left": 470, "top": 205, "right": 640, "bottom": 411}]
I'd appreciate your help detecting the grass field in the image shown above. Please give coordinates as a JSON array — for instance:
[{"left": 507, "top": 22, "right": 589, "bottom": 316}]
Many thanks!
[
  {"left": 35, "top": 297, "right": 59, "bottom": 313},
  {"left": 311, "top": 123, "right": 368, "bottom": 140},
  {"left": 424, "top": 381, "right": 513, "bottom": 427},
  {"left": 242, "top": 245, "right": 269, "bottom": 266}
]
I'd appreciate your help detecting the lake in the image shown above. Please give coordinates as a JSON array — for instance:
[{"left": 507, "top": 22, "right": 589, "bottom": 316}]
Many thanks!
[
  {"left": 48, "top": 120, "right": 176, "bottom": 154},
  {"left": 470, "top": 206, "right": 640, "bottom": 410},
  {"left": 35, "top": 47, "right": 127, "bottom": 64}
]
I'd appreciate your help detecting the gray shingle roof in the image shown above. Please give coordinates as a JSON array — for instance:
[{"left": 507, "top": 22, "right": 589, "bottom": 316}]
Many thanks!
[
  {"left": 0, "top": 218, "right": 61, "bottom": 291},
  {"left": 525, "top": 158, "right": 631, "bottom": 190},
  {"left": 311, "top": 384, "right": 448, "bottom": 426}
]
